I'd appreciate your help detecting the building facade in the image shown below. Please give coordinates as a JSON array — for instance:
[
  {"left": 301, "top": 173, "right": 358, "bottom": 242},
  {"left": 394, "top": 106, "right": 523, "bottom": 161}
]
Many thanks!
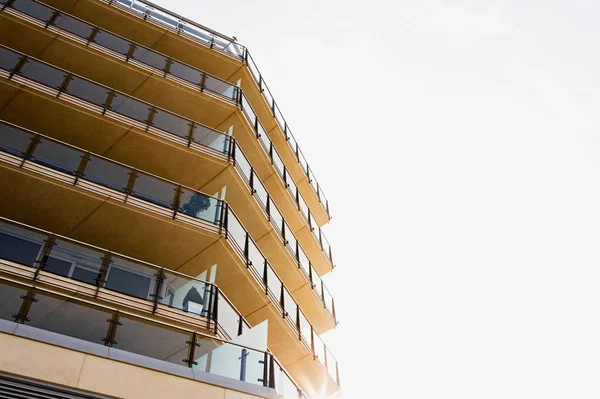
[{"left": 0, "top": 0, "right": 340, "bottom": 398}]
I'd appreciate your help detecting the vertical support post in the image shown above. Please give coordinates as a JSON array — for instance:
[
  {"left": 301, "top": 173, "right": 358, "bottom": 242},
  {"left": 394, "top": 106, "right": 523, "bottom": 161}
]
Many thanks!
[
  {"left": 171, "top": 185, "right": 182, "bottom": 220},
  {"left": 13, "top": 287, "right": 37, "bottom": 324},
  {"left": 102, "top": 310, "right": 121, "bottom": 347},
  {"left": 268, "top": 354, "right": 275, "bottom": 389},
  {"left": 184, "top": 332, "right": 200, "bottom": 367},
  {"left": 186, "top": 122, "right": 195, "bottom": 147},
  {"left": 263, "top": 259, "right": 268, "bottom": 295},
  {"left": 73, "top": 152, "right": 91, "bottom": 186},
  {"left": 151, "top": 268, "right": 165, "bottom": 314},
  {"left": 33, "top": 234, "right": 56, "bottom": 281},
  {"left": 213, "top": 286, "right": 219, "bottom": 335},
  {"left": 237, "top": 314, "right": 243, "bottom": 337},
  {"left": 240, "top": 349, "right": 249, "bottom": 382}
]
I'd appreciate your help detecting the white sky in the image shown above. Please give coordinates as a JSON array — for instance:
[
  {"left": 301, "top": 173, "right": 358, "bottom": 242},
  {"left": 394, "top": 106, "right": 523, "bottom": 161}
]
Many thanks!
[{"left": 155, "top": 1, "right": 600, "bottom": 398}]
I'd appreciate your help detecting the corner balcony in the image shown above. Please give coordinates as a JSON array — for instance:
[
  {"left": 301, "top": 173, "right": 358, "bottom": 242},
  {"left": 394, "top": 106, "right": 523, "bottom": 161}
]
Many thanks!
[
  {"left": 0, "top": 121, "right": 340, "bottom": 397},
  {"left": 0, "top": 43, "right": 337, "bottom": 331},
  {"left": 0, "top": 0, "right": 335, "bottom": 277},
  {"left": 28, "top": 0, "right": 332, "bottom": 225}
]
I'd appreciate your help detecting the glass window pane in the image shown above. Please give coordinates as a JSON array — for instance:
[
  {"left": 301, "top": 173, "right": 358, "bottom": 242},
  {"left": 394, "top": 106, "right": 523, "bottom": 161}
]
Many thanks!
[
  {"left": 12, "top": 0, "right": 54, "bottom": 22},
  {"left": 193, "top": 125, "right": 228, "bottom": 154},
  {"left": 0, "top": 222, "right": 46, "bottom": 267},
  {"left": 131, "top": 173, "right": 176, "bottom": 208},
  {"left": 169, "top": 62, "right": 202, "bottom": 85},
  {"left": 31, "top": 139, "right": 82, "bottom": 174},
  {"left": 94, "top": 30, "right": 131, "bottom": 55},
  {"left": 53, "top": 13, "right": 94, "bottom": 38},
  {"left": 161, "top": 271, "right": 208, "bottom": 316},
  {"left": 0, "top": 47, "right": 22, "bottom": 71},
  {"left": 0, "top": 281, "right": 26, "bottom": 322},
  {"left": 178, "top": 188, "right": 221, "bottom": 224},
  {"left": 106, "top": 256, "right": 156, "bottom": 300},
  {"left": 65, "top": 77, "right": 109, "bottom": 106},
  {"left": 44, "top": 239, "right": 104, "bottom": 285},
  {"left": 114, "top": 316, "right": 190, "bottom": 365},
  {"left": 132, "top": 46, "right": 168, "bottom": 71},
  {"left": 27, "top": 293, "right": 111, "bottom": 343},
  {"left": 82, "top": 155, "right": 130, "bottom": 192},
  {"left": 152, "top": 109, "right": 190, "bottom": 138},
  {"left": 110, "top": 94, "right": 150, "bottom": 122}
]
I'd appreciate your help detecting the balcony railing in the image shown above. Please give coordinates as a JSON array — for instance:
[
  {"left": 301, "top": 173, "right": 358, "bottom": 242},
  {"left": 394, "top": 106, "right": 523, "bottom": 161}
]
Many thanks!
[
  {"left": 0, "top": 278, "right": 308, "bottom": 398},
  {"left": 77, "top": 0, "right": 332, "bottom": 218},
  {"left": 0, "top": 216, "right": 252, "bottom": 340},
  {"left": 0, "top": 43, "right": 336, "bottom": 316},
  {"left": 0, "top": 0, "right": 336, "bottom": 269},
  {"left": 0, "top": 120, "right": 339, "bottom": 386}
]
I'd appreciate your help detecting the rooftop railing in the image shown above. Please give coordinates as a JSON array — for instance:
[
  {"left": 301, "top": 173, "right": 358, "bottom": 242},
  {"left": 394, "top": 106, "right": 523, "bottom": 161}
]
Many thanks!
[
  {"left": 0, "top": 278, "right": 308, "bottom": 398},
  {"left": 99, "top": 0, "right": 331, "bottom": 218},
  {"left": 0, "top": 0, "right": 335, "bottom": 270},
  {"left": 0, "top": 43, "right": 336, "bottom": 318},
  {"left": 0, "top": 119, "right": 339, "bottom": 386}
]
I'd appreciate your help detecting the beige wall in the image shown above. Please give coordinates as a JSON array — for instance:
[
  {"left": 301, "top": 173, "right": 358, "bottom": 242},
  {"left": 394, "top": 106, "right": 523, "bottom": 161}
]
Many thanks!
[{"left": 0, "top": 332, "right": 273, "bottom": 399}]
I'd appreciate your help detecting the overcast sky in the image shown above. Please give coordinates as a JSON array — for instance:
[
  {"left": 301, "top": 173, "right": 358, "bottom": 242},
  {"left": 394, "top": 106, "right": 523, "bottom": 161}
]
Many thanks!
[{"left": 155, "top": 1, "right": 600, "bottom": 398}]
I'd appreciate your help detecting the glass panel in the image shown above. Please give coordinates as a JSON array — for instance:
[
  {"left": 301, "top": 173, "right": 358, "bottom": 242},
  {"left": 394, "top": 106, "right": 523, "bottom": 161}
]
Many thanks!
[
  {"left": 109, "top": 94, "right": 151, "bottom": 122},
  {"left": 247, "top": 240, "right": 264, "bottom": 277},
  {"left": 274, "top": 104, "right": 285, "bottom": 132},
  {"left": 65, "top": 76, "right": 110, "bottom": 106},
  {"left": 283, "top": 223, "right": 297, "bottom": 260},
  {"left": 0, "top": 281, "right": 26, "bottom": 321},
  {"left": 288, "top": 134, "right": 299, "bottom": 160},
  {"left": 311, "top": 269, "right": 324, "bottom": 300},
  {"left": 308, "top": 169, "right": 318, "bottom": 194},
  {"left": 132, "top": 46, "right": 168, "bottom": 71},
  {"left": 266, "top": 266, "right": 281, "bottom": 302},
  {"left": 161, "top": 271, "right": 208, "bottom": 316},
  {"left": 204, "top": 75, "right": 236, "bottom": 100},
  {"left": 44, "top": 239, "right": 104, "bottom": 285},
  {"left": 269, "top": 202, "right": 284, "bottom": 236},
  {"left": 257, "top": 124, "right": 271, "bottom": 154},
  {"left": 53, "top": 13, "right": 94, "bottom": 38},
  {"left": 262, "top": 87, "right": 274, "bottom": 111},
  {"left": 147, "top": 8, "right": 178, "bottom": 29},
  {"left": 272, "top": 151, "right": 285, "bottom": 177},
  {"left": 195, "top": 341, "right": 264, "bottom": 386},
  {"left": 27, "top": 293, "right": 111, "bottom": 343},
  {"left": 181, "top": 24, "right": 212, "bottom": 45},
  {"left": 30, "top": 139, "right": 82, "bottom": 174},
  {"left": 286, "top": 170, "right": 298, "bottom": 197},
  {"left": 298, "top": 150, "right": 309, "bottom": 175},
  {"left": 314, "top": 335, "right": 326, "bottom": 366},
  {"left": 321, "top": 233, "right": 332, "bottom": 262},
  {"left": 19, "top": 59, "right": 67, "bottom": 89},
  {"left": 0, "top": 221, "right": 46, "bottom": 267},
  {"left": 106, "top": 256, "right": 156, "bottom": 300},
  {"left": 178, "top": 188, "right": 221, "bottom": 224},
  {"left": 298, "top": 310, "right": 312, "bottom": 346},
  {"left": 0, "top": 47, "right": 21, "bottom": 71},
  {"left": 233, "top": 144, "right": 252, "bottom": 183},
  {"left": 114, "top": 315, "right": 190, "bottom": 365},
  {"left": 240, "top": 96, "right": 256, "bottom": 126},
  {"left": 151, "top": 109, "right": 190, "bottom": 138},
  {"left": 274, "top": 363, "right": 300, "bottom": 399},
  {"left": 193, "top": 125, "right": 229, "bottom": 154},
  {"left": 12, "top": 0, "right": 54, "bottom": 22},
  {"left": 225, "top": 211, "right": 246, "bottom": 253},
  {"left": 297, "top": 246, "right": 310, "bottom": 276},
  {"left": 253, "top": 175, "right": 268, "bottom": 209},
  {"left": 298, "top": 195, "right": 309, "bottom": 221},
  {"left": 326, "top": 348, "right": 337, "bottom": 382},
  {"left": 94, "top": 30, "right": 131, "bottom": 55},
  {"left": 217, "top": 296, "right": 240, "bottom": 339},
  {"left": 282, "top": 288, "right": 296, "bottom": 320},
  {"left": 169, "top": 61, "right": 203, "bottom": 85},
  {"left": 131, "top": 173, "right": 176, "bottom": 208},
  {"left": 0, "top": 122, "right": 33, "bottom": 156},
  {"left": 82, "top": 155, "right": 130, "bottom": 192},
  {"left": 323, "top": 288, "right": 334, "bottom": 314}
]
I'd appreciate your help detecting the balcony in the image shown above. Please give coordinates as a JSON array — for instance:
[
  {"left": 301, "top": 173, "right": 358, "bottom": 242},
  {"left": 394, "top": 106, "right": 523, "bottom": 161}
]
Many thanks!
[
  {"left": 0, "top": 0, "right": 335, "bottom": 277},
  {"left": 0, "top": 43, "right": 337, "bottom": 330},
  {"left": 0, "top": 120, "right": 339, "bottom": 396},
  {"left": 28, "top": 0, "right": 332, "bottom": 225},
  {"left": 0, "top": 277, "right": 306, "bottom": 398}
]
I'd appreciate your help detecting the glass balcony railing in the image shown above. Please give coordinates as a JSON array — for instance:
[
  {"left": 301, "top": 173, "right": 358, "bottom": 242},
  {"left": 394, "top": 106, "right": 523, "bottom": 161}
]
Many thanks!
[
  {"left": 0, "top": 216, "right": 250, "bottom": 339},
  {"left": 0, "top": 43, "right": 336, "bottom": 315},
  {"left": 65, "top": 0, "right": 331, "bottom": 218},
  {"left": 0, "top": 1, "right": 336, "bottom": 269},
  {"left": 0, "top": 277, "right": 308, "bottom": 398},
  {"left": 0, "top": 120, "right": 339, "bottom": 386}
]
